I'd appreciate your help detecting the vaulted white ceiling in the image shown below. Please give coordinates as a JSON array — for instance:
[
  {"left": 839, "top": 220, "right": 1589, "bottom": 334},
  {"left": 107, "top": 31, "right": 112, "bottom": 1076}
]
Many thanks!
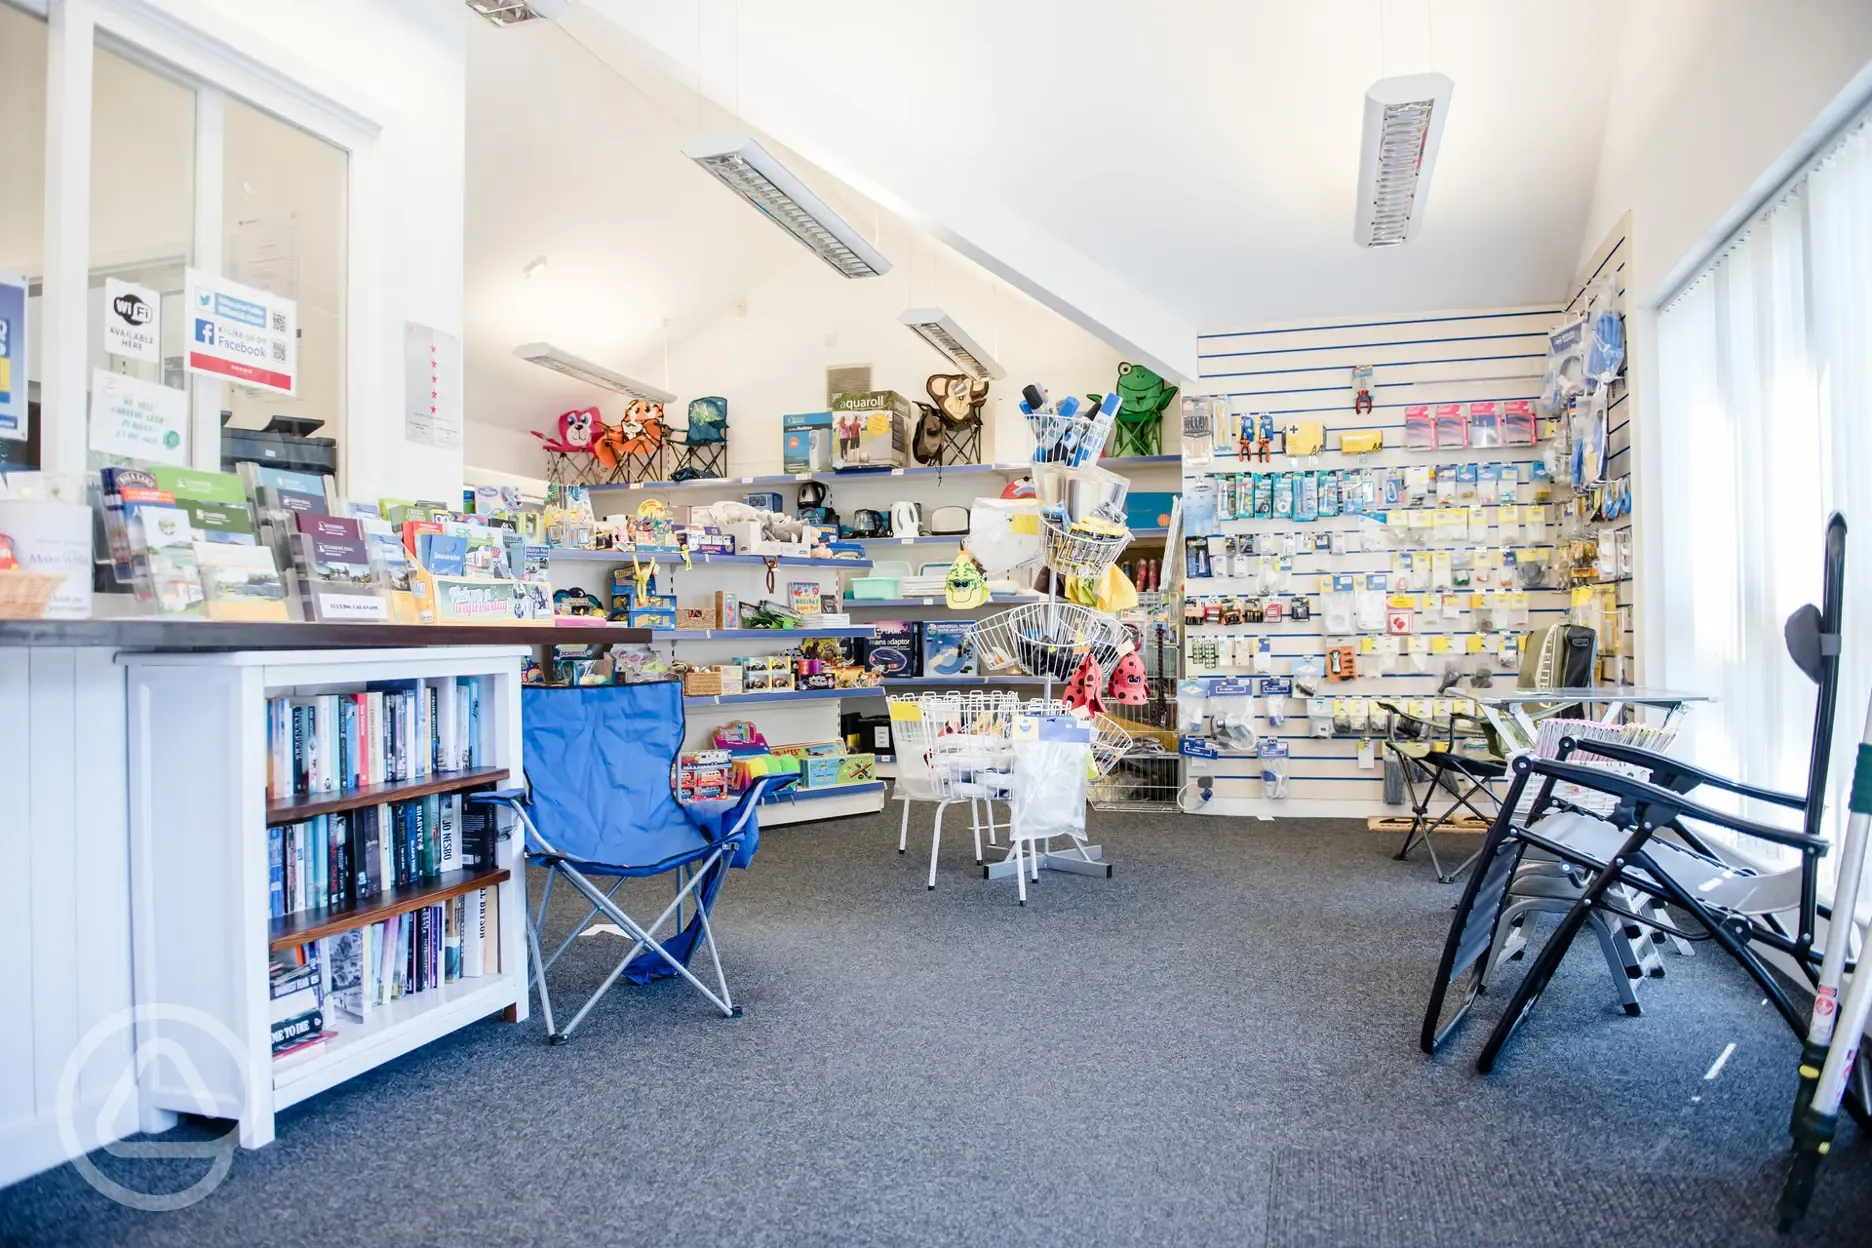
[{"left": 575, "top": 0, "right": 1627, "bottom": 373}]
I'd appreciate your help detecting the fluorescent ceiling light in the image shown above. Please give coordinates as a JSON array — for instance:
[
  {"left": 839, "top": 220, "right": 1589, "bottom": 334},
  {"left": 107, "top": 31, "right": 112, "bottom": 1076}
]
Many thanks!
[
  {"left": 684, "top": 134, "right": 891, "bottom": 279},
  {"left": 1353, "top": 72, "right": 1453, "bottom": 248},
  {"left": 899, "top": 308, "right": 1006, "bottom": 380},
  {"left": 465, "top": 0, "right": 566, "bottom": 27},
  {"left": 513, "top": 343, "right": 675, "bottom": 404}
]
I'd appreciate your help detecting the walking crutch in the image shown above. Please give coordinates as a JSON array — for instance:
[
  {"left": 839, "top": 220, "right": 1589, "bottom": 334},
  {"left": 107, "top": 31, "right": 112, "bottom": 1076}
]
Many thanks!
[{"left": 1779, "top": 700, "right": 1872, "bottom": 1230}]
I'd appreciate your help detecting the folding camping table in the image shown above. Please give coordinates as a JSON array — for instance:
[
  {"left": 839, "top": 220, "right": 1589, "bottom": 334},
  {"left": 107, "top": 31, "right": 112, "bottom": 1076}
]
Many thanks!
[{"left": 1468, "top": 686, "right": 1711, "bottom": 748}]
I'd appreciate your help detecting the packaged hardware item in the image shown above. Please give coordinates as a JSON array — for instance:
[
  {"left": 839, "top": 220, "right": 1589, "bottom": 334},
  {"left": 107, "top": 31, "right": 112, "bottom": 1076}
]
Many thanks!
[
  {"left": 782, "top": 411, "right": 836, "bottom": 473},
  {"left": 863, "top": 621, "right": 921, "bottom": 677},
  {"left": 922, "top": 620, "right": 977, "bottom": 677}
]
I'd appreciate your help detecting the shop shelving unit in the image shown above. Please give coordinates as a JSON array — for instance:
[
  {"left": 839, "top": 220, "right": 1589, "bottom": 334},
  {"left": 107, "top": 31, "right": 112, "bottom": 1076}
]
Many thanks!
[
  {"left": 538, "top": 546, "right": 884, "bottom": 826},
  {"left": 121, "top": 645, "right": 530, "bottom": 1149}
]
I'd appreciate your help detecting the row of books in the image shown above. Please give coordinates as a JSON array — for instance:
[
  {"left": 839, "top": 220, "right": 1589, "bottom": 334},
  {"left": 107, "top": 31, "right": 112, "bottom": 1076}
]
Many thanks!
[
  {"left": 270, "top": 889, "right": 501, "bottom": 1060},
  {"left": 267, "top": 791, "right": 498, "bottom": 918},
  {"left": 98, "top": 461, "right": 548, "bottom": 622},
  {"left": 265, "top": 677, "right": 486, "bottom": 801}
]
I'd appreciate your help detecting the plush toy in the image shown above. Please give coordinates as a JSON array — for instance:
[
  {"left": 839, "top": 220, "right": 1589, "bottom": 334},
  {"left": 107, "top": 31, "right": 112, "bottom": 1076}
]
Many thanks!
[
  {"left": 592, "top": 401, "right": 668, "bottom": 470},
  {"left": 927, "top": 374, "right": 990, "bottom": 425},
  {"left": 534, "top": 407, "right": 598, "bottom": 454},
  {"left": 1111, "top": 363, "right": 1177, "bottom": 457}
]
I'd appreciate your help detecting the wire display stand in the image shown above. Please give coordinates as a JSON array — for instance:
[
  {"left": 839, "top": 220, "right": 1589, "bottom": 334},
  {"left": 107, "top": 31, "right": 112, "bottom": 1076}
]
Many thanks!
[
  {"left": 970, "top": 600, "right": 1131, "bottom": 681},
  {"left": 1092, "top": 592, "right": 1183, "bottom": 812},
  {"left": 1042, "top": 522, "right": 1131, "bottom": 580},
  {"left": 892, "top": 690, "right": 1128, "bottom": 895},
  {"left": 1028, "top": 405, "right": 1115, "bottom": 466}
]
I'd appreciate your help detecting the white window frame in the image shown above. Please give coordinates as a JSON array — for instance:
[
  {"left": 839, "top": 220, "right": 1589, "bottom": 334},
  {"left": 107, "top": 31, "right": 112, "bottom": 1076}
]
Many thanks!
[{"left": 30, "top": 0, "right": 387, "bottom": 487}]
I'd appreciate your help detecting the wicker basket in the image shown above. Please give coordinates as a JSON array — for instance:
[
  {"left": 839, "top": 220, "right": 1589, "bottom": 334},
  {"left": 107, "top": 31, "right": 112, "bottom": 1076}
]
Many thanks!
[
  {"left": 0, "top": 570, "right": 62, "bottom": 620},
  {"left": 683, "top": 668, "right": 728, "bottom": 696}
]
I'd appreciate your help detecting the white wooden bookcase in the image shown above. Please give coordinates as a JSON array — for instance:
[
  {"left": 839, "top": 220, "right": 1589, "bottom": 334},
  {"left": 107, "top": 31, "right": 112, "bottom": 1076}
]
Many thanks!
[{"left": 121, "top": 646, "right": 530, "bottom": 1148}]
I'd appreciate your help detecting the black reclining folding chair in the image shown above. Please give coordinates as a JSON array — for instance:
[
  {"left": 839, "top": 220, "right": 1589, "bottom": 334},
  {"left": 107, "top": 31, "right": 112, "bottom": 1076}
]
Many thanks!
[
  {"left": 1381, "top": 703, "right": 1507, "bottom": 883},
  {"left": 1381, "top": 625, "right": 1599, "bottom": 883},
  {"left": 1421, "top": 514, "right": 1869, "bottom": 1111}
]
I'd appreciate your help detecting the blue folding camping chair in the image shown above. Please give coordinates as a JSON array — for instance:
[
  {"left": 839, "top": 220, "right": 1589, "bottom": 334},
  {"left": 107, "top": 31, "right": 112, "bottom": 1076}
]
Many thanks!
[{"left": 475, "top": 681, "right": 790, "bottom": 1043}]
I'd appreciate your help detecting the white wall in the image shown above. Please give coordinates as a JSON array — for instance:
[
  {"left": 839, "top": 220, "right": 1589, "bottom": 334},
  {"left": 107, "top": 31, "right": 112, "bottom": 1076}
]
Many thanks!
[
  {"left": 1579, "top": 0, "right": 1872, "bottom": 306},
  {"left": 461, "top": 16, "right": 1123, "bottom": 483},
  {"left": 613, "top": 220, "right": 1125, "bottom": 478},
  {"left": 1577, "top": 0, "right": 1872, "bottom": 678},
  {"left": 172, "top": 0, "right": 468, "bottom": 502}
]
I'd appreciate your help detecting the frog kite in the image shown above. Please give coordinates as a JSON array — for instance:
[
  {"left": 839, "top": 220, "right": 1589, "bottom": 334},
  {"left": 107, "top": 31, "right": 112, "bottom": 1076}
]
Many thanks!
[{"left": 1109, "top": 361, "right": 1178, "bottom": 457}]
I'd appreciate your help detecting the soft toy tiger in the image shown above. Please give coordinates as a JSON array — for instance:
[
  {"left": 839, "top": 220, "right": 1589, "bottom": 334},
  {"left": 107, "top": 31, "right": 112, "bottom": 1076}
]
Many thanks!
[{"left": 592, "top": 400, "right": 668, "bottom": 470}]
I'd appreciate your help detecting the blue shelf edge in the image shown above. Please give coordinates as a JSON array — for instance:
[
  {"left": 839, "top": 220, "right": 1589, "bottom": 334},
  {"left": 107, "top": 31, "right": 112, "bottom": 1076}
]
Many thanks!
[
  {"left": 535, "top": 547, "right": 873, "bottom": 571},
  {"left": 842, "top": 595, "right": 1041, "bottom": 609},
  {"left": 762, "top": 780, "right": 887, "bottom": 804},
  {"left": 684, "top": 687, "right": 885, "bottom": 706},
  {"left": 650, "top": 627, "right": 874, "bottom": 641},
  {"left": 880, "top": 675, "right": 1049, "bottom": 687},
  {"left": 584, "top": 455, "right": 1182, "bottom": 494}
]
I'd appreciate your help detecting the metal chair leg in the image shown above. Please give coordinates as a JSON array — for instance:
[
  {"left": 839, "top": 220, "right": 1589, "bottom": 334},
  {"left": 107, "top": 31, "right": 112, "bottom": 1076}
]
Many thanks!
[{"left": 928, "top": 800, "right": 951, "bottom": 889}]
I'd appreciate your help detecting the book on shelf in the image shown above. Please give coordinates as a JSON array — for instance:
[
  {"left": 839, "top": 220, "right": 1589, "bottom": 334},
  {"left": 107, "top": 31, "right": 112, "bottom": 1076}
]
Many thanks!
[
  {"left": 265, "top": 679, "right": 488, "bottom": 802},
  {"left": 270, "top": 794, "right": 471, "bottom": 919},
  {"left": 317, "top": 890, "right": 496, "bottom": 1029},
  {"left": 270, "top": 946, "right": 326, "bottom": 1056}
]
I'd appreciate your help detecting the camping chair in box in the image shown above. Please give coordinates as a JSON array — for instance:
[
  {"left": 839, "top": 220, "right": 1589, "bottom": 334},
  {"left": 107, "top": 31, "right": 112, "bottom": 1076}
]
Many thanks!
[
  {"left": 476, "top": 681, "right": 792, "bottom": 1043},
  {"left": 1380, "top": 623, "right": 1599, "bottom": 882},
  {"left": 1423, "top": 515, "right": 1870, "bottom": 1108}
]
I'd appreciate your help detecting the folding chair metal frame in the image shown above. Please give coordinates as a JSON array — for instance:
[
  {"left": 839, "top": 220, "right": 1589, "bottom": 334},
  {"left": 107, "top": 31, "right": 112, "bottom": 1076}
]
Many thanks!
[
  {"left": 1380, "top": 703, "right": 1505, "bottom": 883},
  {"left": 1420, "top": 754, "right": 1841, "bottom": 1071},
  {"left": 477, "top": 776, "right": 789, "bottom": 1043}
]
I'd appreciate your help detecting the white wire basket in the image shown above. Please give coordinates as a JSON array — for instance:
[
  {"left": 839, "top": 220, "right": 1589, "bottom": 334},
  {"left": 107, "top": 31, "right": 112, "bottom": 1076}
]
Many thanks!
[
  {"left": 1043, "top": 519, "right": 1132, "bottom": 580},
  {"left": 970, "top": 601, "right": 1130, "bottom": 682},
  {"left": 887, "top": 691, "right": 1132, "bottom": 797},
  {"left": 1029, "top": 404, "right": 1115, "bottom": 466}
]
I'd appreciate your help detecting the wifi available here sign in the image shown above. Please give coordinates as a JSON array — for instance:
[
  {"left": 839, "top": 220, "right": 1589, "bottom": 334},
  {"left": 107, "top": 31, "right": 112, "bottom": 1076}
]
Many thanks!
[{"left": 184, "top": 268, "right": 297, "bottom": 396}]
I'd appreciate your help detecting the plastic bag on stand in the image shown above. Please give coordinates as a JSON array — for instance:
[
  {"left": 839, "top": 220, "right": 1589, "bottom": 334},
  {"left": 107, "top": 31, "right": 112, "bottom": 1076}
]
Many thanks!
[{"left": 1010, "top": 715, "right": 1092, "bottom": 842}]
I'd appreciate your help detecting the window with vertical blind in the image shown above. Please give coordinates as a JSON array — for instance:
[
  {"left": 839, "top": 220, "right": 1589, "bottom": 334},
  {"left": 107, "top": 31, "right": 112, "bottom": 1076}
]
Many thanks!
[{"left": 1655, "top": 112, "right": 1872, "bottom": 858}]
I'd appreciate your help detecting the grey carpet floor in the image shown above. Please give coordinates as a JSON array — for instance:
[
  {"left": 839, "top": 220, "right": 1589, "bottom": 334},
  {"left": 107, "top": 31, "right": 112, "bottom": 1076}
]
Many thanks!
[{"left": 4, "top": 812, "right": 1870, "bottom": 1247}]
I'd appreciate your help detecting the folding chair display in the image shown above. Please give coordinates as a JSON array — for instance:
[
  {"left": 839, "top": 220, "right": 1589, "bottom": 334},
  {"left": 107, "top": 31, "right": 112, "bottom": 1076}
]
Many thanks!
[
  {"left": 1380, "top": 705, "right": 1506, "bottom": 882},
  {"left": 669, "top": 396, "right": 728, "bottom": 482},
  {"left": 1421, "top": 516, "right": 1862, "bottom": 1084},
  {"left": 1381, "top": 624, "right": 1599, "bottom": 882},
  {"left": 478, "top": 682, "right": 791, "bottom": 1043}
]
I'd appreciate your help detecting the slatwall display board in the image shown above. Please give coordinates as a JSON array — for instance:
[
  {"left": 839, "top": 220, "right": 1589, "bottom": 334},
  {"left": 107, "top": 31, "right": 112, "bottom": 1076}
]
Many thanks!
[
  {"left": 1568, "top": 219, "right": 1636, "bottom": 681},
  {"left": 1183, "top": 303, "right": 1576, "bottom": 817}
]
